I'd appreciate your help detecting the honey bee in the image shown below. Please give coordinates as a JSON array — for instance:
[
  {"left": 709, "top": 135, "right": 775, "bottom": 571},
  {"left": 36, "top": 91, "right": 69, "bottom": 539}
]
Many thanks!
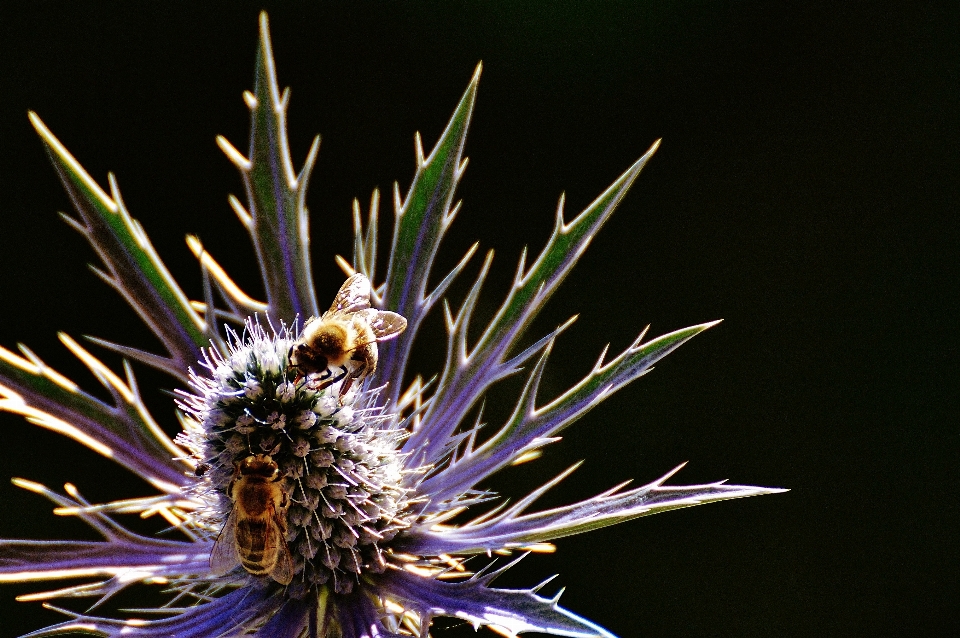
[
  {"left": 210, "top": 454, "right": 294, "bottom": 584},
  {"left": 289, "top": 273, "right": 407, "bottom": 397}
]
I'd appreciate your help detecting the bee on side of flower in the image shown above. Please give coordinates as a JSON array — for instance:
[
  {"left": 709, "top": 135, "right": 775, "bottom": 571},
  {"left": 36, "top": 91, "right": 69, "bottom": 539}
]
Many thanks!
[
  {"left": 289, "top": 273, "right": 407, "bottom": 398},
  {"left": 210, "top": 453, "right": 295, "bottom": 585}
]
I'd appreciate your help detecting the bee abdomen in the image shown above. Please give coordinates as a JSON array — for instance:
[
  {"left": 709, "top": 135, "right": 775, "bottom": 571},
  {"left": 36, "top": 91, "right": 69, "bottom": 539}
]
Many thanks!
[
  {"left": 240, "top": 556, "right": 273, "bottom": 574},
  {"left": 236, "top": 519, "right": 280, "bottom": 574}
]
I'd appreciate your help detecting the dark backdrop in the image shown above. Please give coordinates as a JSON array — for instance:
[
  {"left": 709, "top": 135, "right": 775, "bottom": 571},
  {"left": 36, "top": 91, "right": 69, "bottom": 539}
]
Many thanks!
[{"left": 1, "top": 2, "right": 956, "bottom": 636}]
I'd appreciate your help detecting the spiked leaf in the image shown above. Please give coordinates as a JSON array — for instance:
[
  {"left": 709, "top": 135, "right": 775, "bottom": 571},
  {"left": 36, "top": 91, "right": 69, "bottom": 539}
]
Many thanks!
[
  {"left": 28, "top": 113, "right": 208, "bottom": 383},
  {"left": 0, "top": 478, "right": 209, "bottom": 606},
  {"left": 346, "top": 190, "right": 381, "bottom": 296},
  {"left": 333, "top": 593, "right": 406, "bottom": 638},
  {"left": 372, "top": 64, "right": 482, "bottom": 405},
  {"left": 376, "top": 565, "right": 617, "bottom": 637},
  {"left": 421, "top": 321, "right": 720, "bottom": 503},
  {"left": 185, "top": 234, "right": 268, "bottom": 320},
  {"left": 18, "top": 587, "right": 279, "bottom": 638},
  {"left": 0, "top": 338, "right": 188, "bottom": 492},
  {"left": 404, "top": 464, "right": 787, "bottom": 556},
  {"left": 404, "top": 141, "right": 661, "bottom": 467},
  {"left": 216, "top": 13, "right": 320, "bottom": 326}
]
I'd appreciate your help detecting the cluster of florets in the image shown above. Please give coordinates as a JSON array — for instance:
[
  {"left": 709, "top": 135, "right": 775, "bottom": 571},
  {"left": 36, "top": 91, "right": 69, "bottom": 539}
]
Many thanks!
[{"left": 179, "top": 323, "right": 412, "bottom": 596}]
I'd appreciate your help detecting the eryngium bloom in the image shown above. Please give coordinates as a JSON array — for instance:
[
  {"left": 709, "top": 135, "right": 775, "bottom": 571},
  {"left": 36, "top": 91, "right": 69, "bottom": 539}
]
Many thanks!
[{"left": 0, "top": 13, "right": 785, "bottom": 638}]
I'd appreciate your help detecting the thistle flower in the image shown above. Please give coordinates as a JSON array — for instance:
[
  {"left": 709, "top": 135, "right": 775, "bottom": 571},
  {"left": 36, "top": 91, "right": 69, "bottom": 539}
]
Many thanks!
[{"left": 0, "top": 13, "right": 784, "bottom": 638}]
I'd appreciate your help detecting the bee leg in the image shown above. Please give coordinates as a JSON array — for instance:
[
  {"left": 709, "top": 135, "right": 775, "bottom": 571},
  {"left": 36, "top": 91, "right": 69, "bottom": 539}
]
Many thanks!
[
  {"left": 337, "top": 361, "right": 367, "bottom": 405},
  {"left": 302, "top": 369, "right": 323, "bottom": 391},
  {"left": 337, "top": 376, "right": 355, "bottom": 404},
  {"left": 287, "top": 345, "right": 303, "bottom": 383},
  {"left": 314, "top": 366, "right": 348, "bottom": 392},
  {"left": 305, "top": 366, "right": 331, "bottom": 390}
]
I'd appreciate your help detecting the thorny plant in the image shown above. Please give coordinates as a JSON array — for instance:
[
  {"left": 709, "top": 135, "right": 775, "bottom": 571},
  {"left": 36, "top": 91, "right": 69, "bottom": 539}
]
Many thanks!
[{"left": 0, "top": 12, "right": 784, "bottom": 638}]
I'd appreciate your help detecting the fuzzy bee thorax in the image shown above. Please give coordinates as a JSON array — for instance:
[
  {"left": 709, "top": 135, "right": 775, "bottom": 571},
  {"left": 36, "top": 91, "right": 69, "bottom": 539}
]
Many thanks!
[{"left": 310, "top": 323, "right": 352, "bottom": 361}]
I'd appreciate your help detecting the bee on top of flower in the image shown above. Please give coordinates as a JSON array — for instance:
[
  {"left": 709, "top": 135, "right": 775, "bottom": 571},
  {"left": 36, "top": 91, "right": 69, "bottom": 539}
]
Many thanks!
[
  {"left": 289, "top": 273, "right": 408, "bottom": 400},
  {"left": 0, "top": 11, "right": 785, "bottom": 638}
]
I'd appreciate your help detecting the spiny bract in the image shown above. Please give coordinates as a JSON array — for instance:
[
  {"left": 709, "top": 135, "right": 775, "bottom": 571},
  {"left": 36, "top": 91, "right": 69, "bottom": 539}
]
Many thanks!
[{"left": 0, "top": 12, "right": 784, "bottom": 638}]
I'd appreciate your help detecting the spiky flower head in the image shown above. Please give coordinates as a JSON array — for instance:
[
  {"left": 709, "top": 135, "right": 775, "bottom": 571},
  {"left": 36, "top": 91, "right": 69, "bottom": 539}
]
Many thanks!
[
  {"left": 177, "top": 320, "right": 413, "bottom": 596},
  {"left": 0, "top": 12, "right": 784, "bottom": 638}
]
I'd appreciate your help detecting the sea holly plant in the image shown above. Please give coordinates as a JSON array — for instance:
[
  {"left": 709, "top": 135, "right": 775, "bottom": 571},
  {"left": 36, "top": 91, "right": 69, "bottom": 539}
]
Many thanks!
[{"left": 0, "top": 12, "right": 784, "bottom": 638}]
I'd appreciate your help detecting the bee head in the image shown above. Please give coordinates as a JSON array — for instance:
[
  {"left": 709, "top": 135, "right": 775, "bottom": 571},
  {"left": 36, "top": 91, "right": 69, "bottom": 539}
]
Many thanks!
[{"left": 237, "top": 454, "right": 280, "bottom": 480}]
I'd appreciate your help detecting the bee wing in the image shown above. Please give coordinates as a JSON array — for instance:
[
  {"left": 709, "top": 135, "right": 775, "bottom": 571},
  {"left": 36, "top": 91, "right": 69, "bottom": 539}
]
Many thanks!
[
  {"left": 327, "top": 273, "right": 371, "bottom": 314},
  {"left": 361, "top": 309, "right": 407, "bottom": 341},
  {"left": 269, "top": 510, "right": 295, "bottom": 585},
  {"left": 209, "top": 507, "right": 240, "bottom": 576}
]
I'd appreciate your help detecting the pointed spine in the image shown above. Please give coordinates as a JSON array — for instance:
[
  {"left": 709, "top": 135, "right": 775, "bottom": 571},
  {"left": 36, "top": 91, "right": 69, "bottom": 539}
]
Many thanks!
[
  {"left": 406, "top": 141, "right": 662, "bottom": 466},
  {"left": 217, "top": 12, "right": 319, "bottom": 325},
  {"left": 404, "top": 462, "right": 786, "bottom": 556},
  {"left": 375, "top": 64, "right": 483, "bottom": 405},
  {"left": 0, "top": 338, "right": 188, "bottom": 492},
  {"left": 420, "top": 321, "right": 720, "bottom": 502},
  {"left": 28, "top": 113, "right": 207, "bottom": 383}
]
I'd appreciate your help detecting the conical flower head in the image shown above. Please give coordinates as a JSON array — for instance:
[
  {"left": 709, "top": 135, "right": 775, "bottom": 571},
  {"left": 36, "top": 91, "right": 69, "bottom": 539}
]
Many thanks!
[{"left": 177, "top": 319, "right": 413, "bottom": 597}]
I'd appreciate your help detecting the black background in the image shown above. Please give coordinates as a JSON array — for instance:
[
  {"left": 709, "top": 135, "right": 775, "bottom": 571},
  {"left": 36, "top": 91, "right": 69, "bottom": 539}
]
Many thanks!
[{"left": 1, "top": 2, "right": 957, "bottom": 636}]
